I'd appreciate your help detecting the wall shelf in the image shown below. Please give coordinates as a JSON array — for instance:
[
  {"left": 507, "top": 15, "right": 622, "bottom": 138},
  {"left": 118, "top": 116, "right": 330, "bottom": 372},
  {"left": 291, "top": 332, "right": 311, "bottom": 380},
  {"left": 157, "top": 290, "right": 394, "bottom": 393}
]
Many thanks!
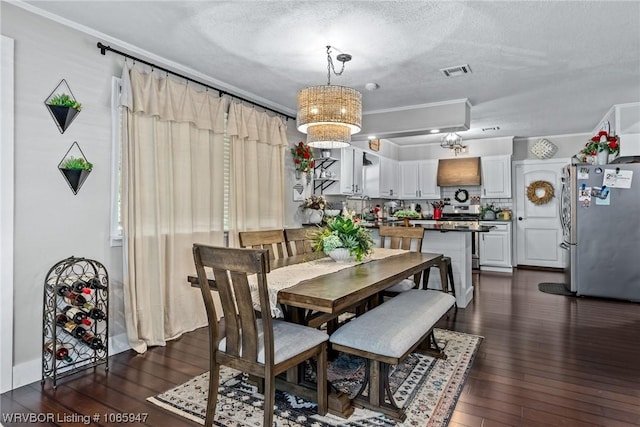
[{"left": 314, "top": 178, "right": 338, "bottom": 193}]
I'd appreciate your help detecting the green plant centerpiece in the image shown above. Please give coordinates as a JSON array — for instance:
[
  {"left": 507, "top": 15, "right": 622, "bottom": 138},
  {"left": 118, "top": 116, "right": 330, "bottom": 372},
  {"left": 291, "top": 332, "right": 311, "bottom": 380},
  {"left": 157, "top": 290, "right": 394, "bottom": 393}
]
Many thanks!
[
  {"left": 393, "top": 210, "right": 420, "bottom": 219},
  {"left": 312, "top": 213, "right": 374, "bottom": 262},
  {"left": 48, "top": 93, "right": 82, "bottom": 111},
  {"left": 60, "top": 156, "right": 93, "bottom": 170}
]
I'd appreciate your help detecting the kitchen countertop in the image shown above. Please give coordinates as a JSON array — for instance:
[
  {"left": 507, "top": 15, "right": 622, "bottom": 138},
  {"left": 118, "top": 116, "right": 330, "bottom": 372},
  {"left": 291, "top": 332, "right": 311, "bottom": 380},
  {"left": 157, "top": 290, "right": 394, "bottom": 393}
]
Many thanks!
[
  {"left": 360, "top": 221, "right": 494, "bottom": 232},
  {"left": 416, "top": 223, "right": 494, "bottom": 232}
]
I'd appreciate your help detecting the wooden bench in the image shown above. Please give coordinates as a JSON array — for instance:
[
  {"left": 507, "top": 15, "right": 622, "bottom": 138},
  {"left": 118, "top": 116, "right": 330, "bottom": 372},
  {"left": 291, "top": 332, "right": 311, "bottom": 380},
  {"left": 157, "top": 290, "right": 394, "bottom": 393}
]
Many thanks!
[{"left": 329, "top": 289, "right": 456, "bottom": 421}]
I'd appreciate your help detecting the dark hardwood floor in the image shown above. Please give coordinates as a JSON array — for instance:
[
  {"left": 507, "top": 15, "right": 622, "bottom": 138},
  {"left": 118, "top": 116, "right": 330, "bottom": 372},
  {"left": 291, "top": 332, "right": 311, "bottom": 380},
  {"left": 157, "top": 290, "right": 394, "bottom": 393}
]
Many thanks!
[{"left": 2, "top": 268, "right": 639, "bottom": 426}]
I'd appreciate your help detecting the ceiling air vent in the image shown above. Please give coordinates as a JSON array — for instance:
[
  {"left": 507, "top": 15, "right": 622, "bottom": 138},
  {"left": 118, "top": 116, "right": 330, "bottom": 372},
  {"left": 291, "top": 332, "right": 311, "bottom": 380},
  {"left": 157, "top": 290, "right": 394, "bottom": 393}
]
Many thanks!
[{"left": 440, "top": 64, "right": 472, "bottom": 77}]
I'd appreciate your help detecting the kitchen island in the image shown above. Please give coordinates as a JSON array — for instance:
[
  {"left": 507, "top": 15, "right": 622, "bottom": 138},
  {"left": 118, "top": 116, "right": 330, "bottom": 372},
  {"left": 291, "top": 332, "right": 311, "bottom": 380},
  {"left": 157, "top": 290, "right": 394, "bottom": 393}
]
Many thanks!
[
  {"left": 365, "top": 221, "right": 492, "bottom": 308},
  {"left": 412, "top": 221, "right": 493, "bottom": 308}
]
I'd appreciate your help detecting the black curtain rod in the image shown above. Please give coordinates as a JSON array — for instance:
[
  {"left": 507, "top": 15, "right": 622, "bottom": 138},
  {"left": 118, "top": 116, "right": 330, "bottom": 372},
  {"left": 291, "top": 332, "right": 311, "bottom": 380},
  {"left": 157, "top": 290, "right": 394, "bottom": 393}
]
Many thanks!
[{"left": 96, "top": 42, "right": 295, "bottom": 121}]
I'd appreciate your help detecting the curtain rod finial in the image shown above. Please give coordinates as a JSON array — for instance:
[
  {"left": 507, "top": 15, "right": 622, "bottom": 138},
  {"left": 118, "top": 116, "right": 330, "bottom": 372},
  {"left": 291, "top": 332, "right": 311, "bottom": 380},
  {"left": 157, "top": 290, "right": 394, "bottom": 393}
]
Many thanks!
[{"left": 97, "top": 42, "right": 109, "bottom": 55}]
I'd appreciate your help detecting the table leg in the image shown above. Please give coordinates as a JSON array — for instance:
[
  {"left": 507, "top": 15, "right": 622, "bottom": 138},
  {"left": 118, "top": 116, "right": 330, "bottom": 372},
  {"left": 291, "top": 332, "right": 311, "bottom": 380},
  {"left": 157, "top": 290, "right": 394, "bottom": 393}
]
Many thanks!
[{"left": 438, "top": 257, "right": 448, "bottom": 293}]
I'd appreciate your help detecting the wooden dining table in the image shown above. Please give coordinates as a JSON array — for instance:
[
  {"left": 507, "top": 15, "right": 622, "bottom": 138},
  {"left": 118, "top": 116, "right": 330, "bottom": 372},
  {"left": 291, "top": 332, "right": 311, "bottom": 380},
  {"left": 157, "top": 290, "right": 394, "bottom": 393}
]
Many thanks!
[
  {"left": 188, "top": 249, "right": 447, "bottom": 418},
  {"left": 277, "top": 251, "right": 446, "bottom": 328}
]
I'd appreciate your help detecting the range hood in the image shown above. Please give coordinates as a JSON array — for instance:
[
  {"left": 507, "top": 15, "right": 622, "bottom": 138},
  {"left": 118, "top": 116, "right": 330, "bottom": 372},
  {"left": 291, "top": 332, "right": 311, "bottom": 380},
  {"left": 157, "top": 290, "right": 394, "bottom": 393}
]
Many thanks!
[{"left": 437, "top": 157, "right": 481, "bottom": 186}]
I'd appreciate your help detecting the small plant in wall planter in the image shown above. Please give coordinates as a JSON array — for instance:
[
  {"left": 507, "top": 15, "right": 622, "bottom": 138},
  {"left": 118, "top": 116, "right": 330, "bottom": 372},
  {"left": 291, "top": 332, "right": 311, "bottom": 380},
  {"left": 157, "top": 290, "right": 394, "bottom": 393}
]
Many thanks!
[
  {"left": 60, "top": 156, "right": 92, "bottom": 170},
  {"left": 44, "top": 79, "right": 82, "bottom": 134},
  {"left": 48, "top": 93, "right": 82, "bottom": 111},
  {"left": 58, "top": 142, "right": 92, "bottom": 195}
]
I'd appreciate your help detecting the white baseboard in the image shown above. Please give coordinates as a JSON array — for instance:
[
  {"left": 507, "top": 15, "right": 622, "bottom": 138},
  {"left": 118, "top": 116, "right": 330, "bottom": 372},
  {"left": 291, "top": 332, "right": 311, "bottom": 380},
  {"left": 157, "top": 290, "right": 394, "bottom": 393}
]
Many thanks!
[
  {"left": 480, "top": 265, "right": 513, "bottom": 273},
  {"left": 11, "top": 333, "right": 131, "bottom": 391}
]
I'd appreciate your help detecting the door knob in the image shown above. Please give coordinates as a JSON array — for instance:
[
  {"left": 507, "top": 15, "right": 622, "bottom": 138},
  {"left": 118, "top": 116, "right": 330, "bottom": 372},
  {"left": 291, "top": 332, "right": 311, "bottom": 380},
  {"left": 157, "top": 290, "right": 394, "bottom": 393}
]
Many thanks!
[{"left": 518, "top": 217, "right": 523, "bottom": 221}]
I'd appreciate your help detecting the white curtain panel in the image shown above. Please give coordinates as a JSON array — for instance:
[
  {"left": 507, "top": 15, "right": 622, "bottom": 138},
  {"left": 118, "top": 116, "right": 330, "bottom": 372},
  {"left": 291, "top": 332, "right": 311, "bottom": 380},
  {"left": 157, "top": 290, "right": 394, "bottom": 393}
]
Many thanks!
[
  {"left": 121, "top": 67, "right": 227, "bottom": 353},
  {"left": 227, "top": 103, "right": 288, "bottom": 247}
]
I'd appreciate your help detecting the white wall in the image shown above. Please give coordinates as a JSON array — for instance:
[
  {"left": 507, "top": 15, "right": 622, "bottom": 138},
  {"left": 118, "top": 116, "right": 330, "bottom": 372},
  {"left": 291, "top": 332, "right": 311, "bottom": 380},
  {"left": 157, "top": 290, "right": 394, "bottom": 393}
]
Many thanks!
[
  {"left": 1, "top": 3, "right": 126, "bottom": 388},
  {"left": 398, "top": 136, "right": 514, "bottom": 161},
  {"left": 513, "top": 133, "right": 589, "bottom": 161},
  {"left": 1, "top": 34, "right": 16, "bottom": 394}
]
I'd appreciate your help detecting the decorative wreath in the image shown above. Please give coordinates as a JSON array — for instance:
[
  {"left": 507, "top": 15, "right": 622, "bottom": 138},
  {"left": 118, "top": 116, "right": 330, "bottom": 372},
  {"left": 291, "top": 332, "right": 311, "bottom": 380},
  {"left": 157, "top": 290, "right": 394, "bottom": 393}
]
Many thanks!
[
  {"left": 527, "top": 180, "right": 555, "bottom": 205},
  {"left": 454, "top": 189, "right": 469, "bottom": 203}
]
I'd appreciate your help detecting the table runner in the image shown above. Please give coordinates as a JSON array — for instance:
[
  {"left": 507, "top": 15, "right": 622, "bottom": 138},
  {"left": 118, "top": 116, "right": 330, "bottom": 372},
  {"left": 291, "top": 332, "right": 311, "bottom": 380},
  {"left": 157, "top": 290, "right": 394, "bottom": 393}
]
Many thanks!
[{"left": 250, "top": 248, "right": 409, "bottom": 317}]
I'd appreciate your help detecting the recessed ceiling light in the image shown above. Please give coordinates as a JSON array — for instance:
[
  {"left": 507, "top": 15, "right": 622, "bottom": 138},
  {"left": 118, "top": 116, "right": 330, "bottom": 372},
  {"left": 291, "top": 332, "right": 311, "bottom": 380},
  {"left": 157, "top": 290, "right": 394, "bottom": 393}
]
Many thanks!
[
  {"left": 368, "top": 135, "right": 377, "bottom": 140},
  {"left": 365, "top": 83, "right": 379, "bottom": 91},
  {"left": 430, "top": 129, "right": 440, "bottom": 133}
]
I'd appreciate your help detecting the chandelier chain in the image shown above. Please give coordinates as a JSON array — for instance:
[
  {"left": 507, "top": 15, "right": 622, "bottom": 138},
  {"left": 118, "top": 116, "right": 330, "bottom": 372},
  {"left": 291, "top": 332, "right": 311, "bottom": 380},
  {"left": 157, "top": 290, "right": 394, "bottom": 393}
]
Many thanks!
[{"left": 326, "top": 45, "right": 347, "bottom": 85}]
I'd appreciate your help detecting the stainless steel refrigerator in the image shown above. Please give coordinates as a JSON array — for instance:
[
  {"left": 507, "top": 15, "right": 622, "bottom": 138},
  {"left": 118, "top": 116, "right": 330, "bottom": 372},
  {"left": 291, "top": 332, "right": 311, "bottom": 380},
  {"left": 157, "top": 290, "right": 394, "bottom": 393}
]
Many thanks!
[{"left": 561, "top": 163, "right": 640, "bottom": 301}]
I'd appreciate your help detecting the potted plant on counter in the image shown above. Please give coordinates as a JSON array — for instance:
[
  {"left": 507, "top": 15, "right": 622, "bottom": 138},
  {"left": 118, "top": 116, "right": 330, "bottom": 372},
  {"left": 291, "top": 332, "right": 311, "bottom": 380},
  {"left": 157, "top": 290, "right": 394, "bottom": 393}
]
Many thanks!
[
  {"left": 300, "top": 195, "right": 326, "bottom": 224},
  {"left": 394, "top": 209, "right": 421, "bottom": 227},
  {"left": 479, "top": 203, "right": 497, "bottom": 220}
]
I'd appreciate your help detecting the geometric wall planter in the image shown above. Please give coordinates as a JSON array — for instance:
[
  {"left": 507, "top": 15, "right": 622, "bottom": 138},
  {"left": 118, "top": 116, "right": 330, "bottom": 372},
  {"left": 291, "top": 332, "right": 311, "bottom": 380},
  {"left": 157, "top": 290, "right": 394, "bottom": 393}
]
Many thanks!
[
  {"left": 58, "top": 141, "right": 92, "bottom": 195},
  {"left": 44, "top": 79, "right": 82, "bottom": 134},
  {"left": 60, "top": 169, "right": 91, "bottom": 195}
]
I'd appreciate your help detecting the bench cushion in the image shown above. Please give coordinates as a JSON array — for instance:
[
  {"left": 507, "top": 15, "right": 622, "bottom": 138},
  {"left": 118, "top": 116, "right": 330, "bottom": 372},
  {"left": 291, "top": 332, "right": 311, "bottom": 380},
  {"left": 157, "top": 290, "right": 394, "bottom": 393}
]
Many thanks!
[{"left": 329, "top": 290, "right": 455, "bottom": 359}]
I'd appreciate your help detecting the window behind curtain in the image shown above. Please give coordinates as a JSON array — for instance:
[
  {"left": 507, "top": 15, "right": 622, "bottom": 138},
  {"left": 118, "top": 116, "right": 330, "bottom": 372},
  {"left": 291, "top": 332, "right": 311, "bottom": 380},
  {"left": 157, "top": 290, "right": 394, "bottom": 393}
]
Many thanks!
[{"left": 110, "top": 77, "right": 232, "bottom": 246}]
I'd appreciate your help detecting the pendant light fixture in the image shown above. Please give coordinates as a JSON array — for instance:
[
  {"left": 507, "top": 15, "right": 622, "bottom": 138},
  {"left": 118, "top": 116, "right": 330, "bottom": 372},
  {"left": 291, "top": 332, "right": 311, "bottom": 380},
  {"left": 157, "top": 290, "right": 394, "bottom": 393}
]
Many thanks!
[
  {"left": 441, "top": 132, "right": 467, "bottom": 156},
  {"left": 297, "top": 46, "right": 362, "bottom": 149}
]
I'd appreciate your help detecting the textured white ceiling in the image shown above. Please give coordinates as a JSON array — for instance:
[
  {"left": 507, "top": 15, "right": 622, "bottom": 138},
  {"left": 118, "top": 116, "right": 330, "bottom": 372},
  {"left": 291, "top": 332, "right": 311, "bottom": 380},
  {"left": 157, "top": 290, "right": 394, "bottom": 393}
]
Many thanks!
[{"left": 20, "top": 0, "right": 640, "bottom": 145}]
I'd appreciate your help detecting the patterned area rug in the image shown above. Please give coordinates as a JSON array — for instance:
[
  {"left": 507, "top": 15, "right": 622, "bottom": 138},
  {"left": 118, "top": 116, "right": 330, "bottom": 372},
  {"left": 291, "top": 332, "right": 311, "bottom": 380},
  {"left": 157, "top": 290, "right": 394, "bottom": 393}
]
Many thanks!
[{"left": 148, "top": 329, "right": 482, "bottom": 426}]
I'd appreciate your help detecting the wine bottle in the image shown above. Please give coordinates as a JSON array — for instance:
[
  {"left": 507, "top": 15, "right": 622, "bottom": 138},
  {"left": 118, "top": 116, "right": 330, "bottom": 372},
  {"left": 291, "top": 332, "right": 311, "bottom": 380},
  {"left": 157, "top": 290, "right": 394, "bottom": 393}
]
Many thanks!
[
  {"left": 81, "top": 332, "right": 104, "bottom": 351},
  {"left": 44, "top": 341, "right": 73, "bottom": 363},
  {"left": 71, "top": 280, "right": 93, "bottom": 295},
  {"left": 55, "top": 313, "right": 68, "bottom": 327},
  {"left": 85, "top": 276, "right": 107, "bottom": 290},
  {"left": 61, "top": 321, "right": 86, "bottom": 339},
  {"left": 81, "top": 302, "right": 107, "bottom": 321},
  {"left": 57, "top": 285, "right": 87, "bottom": 306},
  {"left": 62, "top": 306, "right": 91, "bottom": 326}
]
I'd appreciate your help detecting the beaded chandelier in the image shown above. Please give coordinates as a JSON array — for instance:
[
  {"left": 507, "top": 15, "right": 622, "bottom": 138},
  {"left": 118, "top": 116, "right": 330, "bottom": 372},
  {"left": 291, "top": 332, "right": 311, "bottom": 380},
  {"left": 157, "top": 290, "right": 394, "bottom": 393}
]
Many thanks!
[{"left": 297, "top": 46, "right": 362, "bottom": 149}]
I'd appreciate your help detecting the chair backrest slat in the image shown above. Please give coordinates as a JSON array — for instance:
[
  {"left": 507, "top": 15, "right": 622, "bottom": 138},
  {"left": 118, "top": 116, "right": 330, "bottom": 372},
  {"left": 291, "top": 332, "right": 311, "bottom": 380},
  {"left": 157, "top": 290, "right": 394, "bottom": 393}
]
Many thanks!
[
  {"left": 193, "top": 245, "right": 272, "bottom": 364},
  {"left": 239, "top": 229, "right": 288, "bottom": 260},
  {"left": 284, "top": 227, "right": 316, "bottom": 256},
  {"left": 379, "top": 225, "right": 424, "bottom": 251}
]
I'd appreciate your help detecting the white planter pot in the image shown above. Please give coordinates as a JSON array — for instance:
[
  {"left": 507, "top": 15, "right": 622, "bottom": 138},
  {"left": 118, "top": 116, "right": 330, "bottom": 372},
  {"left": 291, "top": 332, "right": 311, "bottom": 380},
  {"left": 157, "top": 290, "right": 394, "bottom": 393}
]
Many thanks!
[{"left": 327, "top": 248, "right": 353, "bottom": 263}]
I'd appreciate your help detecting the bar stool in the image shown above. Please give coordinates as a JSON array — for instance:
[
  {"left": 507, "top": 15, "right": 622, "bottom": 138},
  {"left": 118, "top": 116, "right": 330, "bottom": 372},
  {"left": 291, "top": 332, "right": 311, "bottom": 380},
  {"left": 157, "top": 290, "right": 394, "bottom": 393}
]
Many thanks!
[{"left": 422, "top": 256, "right": 457, "bottom": 309}]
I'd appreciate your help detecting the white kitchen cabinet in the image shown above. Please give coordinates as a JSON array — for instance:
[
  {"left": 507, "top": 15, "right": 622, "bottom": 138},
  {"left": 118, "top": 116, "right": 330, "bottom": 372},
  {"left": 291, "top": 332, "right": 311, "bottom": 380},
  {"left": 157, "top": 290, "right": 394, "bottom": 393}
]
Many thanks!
[
  {"left": 338, "top": 148, "right": 355, "bottom": 194},
  {"left": 399, "top": 160, "right": 440, "bottom": 199},
  {"left": 379, "top": 157, "right": 398, "bottom": 198},
  {"left": 479, "top": 221, "right": 512, "bottom": 270},
  {"left": 481, "top": 155, "right": 511, "bottom": 198},
  {"left": 324, "top": 147, "right": 364, "bottom": 195}
]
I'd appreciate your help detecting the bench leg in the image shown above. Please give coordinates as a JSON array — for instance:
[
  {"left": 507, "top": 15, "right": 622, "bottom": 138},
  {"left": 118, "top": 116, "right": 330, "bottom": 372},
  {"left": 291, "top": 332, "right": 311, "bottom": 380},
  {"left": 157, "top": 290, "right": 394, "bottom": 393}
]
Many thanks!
[
  {"left": 416, "top": 330, "right": 448, "bottom": 360},
  {"left": 352, "top": 360, "right": 407, "bottom": 422}
]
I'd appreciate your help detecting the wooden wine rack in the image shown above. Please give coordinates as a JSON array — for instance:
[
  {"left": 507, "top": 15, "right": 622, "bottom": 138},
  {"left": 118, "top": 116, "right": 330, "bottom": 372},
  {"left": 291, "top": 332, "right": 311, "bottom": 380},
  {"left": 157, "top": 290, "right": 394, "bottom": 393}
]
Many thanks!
[{"left": 41, "top": 256, "right": 109, "bottom": 388}]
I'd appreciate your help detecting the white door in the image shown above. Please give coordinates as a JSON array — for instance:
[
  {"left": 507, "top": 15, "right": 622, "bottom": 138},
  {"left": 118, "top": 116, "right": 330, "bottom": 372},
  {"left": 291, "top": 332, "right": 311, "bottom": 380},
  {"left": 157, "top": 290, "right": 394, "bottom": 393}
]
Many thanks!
[{"left": 514, "top": 159, "right": 568, "bottom": 268}]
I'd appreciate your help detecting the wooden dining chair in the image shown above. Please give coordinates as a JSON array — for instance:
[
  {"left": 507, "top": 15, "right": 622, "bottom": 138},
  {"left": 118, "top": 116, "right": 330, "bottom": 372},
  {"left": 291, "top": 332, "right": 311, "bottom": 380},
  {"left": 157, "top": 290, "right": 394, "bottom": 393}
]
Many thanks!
[
  {"left": 284, "top": 227, "right": 316, "bottom": 256},
  {"left": 238, "top": 229, "right": 289, "bottom": 261},
  {"left": 192, "top": 244, "right": 328, "bottom": 427},
  {"left": 379, "top": 225, "right": 425, "bottom": 293}
]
